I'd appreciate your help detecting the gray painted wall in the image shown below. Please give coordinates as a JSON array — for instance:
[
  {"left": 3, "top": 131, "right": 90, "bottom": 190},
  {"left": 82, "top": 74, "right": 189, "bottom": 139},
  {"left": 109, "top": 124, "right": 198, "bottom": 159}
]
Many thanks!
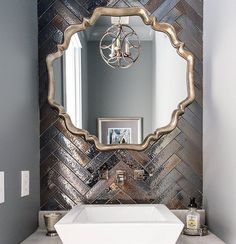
[
  {"left": 87, "top": 41, "right": 153, "bottom": 138},
  {"left": 0, "top": 1, "right": 39, "bottom": 244},
  {"left": 203, "top": 0, "right": 236, "bottom": 243},
  {"left": 54, "top": 57, "right": 64, "bottom": 105},
  {"left": 80, "top": 33, "right": 89, "bottom": 130}
]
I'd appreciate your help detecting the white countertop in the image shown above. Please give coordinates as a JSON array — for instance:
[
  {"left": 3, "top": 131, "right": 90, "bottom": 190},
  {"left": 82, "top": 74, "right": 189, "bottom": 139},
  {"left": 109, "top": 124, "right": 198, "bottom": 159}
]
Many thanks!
[
  {"left": 177, "top": 233, "right": 225, "bottom": 244},
  {"left": 21, "top": 229, "right": 225, "bottom": 244},
  {"left": 22, "top": 210, "right": 225, "bottom": 244}
]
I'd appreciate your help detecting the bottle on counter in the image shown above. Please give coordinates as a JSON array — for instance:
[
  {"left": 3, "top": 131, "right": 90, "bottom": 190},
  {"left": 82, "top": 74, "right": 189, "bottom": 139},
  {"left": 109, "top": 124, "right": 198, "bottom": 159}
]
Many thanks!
[{"left": 186, "top": 197, "right": 200, "bottom": 230}]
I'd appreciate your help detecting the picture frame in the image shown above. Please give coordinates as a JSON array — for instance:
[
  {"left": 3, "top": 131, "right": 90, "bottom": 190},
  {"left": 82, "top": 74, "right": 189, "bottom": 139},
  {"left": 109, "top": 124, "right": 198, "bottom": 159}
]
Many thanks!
[{"left": 97, "top": 118, "right": 142, "bottom": 145}]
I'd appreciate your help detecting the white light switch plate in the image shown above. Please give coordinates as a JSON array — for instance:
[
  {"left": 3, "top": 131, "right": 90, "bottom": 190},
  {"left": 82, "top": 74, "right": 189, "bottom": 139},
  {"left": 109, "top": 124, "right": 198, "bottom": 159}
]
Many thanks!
[
  {"left": 21, "top": 171, "right": 30, "bottom": 197},
  {"left": 0, "top": 171, "right": 4, "bottom": 204}
]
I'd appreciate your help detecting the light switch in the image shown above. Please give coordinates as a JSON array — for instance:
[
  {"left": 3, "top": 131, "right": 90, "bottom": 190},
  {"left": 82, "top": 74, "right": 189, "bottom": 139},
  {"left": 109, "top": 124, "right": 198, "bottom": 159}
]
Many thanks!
[
  {"left": 0, "top": 171, "right": 4, "bottom": 204},
  {"left": 21, "top": 171, "right": 30, "bottom": 197}
]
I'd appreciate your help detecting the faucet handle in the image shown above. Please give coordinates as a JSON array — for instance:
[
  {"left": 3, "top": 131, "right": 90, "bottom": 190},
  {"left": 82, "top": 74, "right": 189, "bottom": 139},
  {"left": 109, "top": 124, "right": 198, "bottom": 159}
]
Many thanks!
[
  {"left": 98, "top": 169, "right": 109, "bottom": 180},
  {"left": 134, "top": 169, "right": 153, "bottom": 181}
]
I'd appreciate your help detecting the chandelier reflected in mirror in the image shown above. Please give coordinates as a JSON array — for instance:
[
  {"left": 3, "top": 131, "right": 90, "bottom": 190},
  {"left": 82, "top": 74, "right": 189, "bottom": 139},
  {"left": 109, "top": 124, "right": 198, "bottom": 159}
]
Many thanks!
[{"left": 99, "top": 17, "right": 141, "bottom": 69}]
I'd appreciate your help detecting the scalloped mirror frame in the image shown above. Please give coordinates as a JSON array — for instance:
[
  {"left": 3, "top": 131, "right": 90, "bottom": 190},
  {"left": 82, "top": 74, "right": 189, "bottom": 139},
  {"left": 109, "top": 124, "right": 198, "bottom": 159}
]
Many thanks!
[{"left": 46, "top": 7, "right": 195, "bottom": 151}]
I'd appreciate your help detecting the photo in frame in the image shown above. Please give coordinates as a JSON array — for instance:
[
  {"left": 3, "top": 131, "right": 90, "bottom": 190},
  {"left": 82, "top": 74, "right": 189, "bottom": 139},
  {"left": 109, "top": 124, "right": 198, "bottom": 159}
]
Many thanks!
[{"left": 97, "top": 118, "right": 142, "bottom": 145}]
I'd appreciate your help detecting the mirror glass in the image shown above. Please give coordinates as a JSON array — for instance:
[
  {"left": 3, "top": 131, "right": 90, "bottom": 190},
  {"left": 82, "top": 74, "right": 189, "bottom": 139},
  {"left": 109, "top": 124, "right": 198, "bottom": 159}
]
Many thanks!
[{"left": 53, "top": 16, "right": 187, "bottom": 145}]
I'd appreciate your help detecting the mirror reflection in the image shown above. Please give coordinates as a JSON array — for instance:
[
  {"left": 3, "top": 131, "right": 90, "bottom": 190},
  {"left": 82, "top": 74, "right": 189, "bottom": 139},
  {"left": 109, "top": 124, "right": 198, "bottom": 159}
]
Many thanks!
[{"left": 53, "top": 16, "right": 187, "bottom": 145}]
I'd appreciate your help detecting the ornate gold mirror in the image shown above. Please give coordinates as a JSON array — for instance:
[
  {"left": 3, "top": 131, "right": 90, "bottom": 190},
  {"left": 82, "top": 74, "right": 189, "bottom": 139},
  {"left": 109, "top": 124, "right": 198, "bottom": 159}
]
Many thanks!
[{"left": 46, "top": 7, "right": 195, "bottom": 151}]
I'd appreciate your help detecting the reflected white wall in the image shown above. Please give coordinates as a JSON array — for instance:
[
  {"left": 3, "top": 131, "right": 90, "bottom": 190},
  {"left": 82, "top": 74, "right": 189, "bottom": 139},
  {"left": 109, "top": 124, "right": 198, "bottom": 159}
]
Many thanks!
[
  {"left": 54, "top": 28, "right": 189, "bottom": 139},
  {"left": 152, "top": 32, "right": 187, "bottom": 131}
]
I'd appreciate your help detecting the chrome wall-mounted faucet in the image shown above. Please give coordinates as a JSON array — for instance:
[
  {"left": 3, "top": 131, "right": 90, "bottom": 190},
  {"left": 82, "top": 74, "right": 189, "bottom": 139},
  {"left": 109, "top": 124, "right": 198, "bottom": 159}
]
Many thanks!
[
  {"left": 134, "top": 169, "right": 153, "bottom": 181},
  {"left": 116, "top": 170, "right": 126, "bottom": 186}
]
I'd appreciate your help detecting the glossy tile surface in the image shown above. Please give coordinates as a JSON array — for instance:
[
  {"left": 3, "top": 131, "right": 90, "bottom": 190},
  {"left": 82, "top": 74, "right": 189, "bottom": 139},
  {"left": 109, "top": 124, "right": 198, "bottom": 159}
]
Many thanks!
[{"left": 39, "top": 0, "right": 203, "bottom": 209}]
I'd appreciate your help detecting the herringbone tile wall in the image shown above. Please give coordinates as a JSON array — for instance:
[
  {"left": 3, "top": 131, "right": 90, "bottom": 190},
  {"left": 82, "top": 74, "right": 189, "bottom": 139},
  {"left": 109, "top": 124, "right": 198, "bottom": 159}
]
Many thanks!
[{"left": 39, "top": 0, "right": 203, "bottom": 210}]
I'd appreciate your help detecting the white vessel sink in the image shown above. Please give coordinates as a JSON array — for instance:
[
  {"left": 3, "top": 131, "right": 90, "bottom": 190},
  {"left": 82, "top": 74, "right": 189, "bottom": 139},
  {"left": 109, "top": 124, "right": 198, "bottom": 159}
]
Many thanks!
[{"left": 55, "top": 204, "right": 184, "bottom": 244}]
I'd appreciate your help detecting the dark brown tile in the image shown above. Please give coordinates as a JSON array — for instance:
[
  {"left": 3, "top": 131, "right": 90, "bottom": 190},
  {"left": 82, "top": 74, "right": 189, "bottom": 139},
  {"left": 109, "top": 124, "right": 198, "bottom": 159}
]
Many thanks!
[
  {"left": 151, "top": 0, "right": 181, "bottom": 20},
  {"left": 85, "top": 144, "right": 100, "bottom": 159},
  {"left": 92, "top": 183, "right": 120, "bottom": 204},
  {"left": 41, "top": 197, "right": 65, "bottom": 210},
  {"left": 54, "top": 132, "right": 90, "bottom": 167},
  {"left": 39, "top": 21, "right": 58, "bottom": 48},
  {"left": 83, "top": 0, "right": 108, "bottom": 13},
  {"left": 145, "top": 140, "right": 182, "bottom": 174},
  {"left": 54, "top": 1, "right": 82, "bottom": 25},
  {"left": 178, "top": 29, "right": 202, "bottom": 60},
  {"left": 40, "top": 139, "right": 59, "bottom": 163},
  {"left": 40, "top": 125, "right": 60, "bottom": 149},
  {"left": 147, "top": 154, "right": 182, "bottom": 188},
  {"left": 150, "top": 169, "right": 182, "bottom": 200},
  {"left": 175, "top": 160, "right": 202, "bottom": 191},
  {"left": 53, "top": 161, "right": 90, "bottom": 195},
  {"left": 128, "top": 150, "right": 151, "bottom": 167},
  {"left": 54, "top": 147, "right": 91, "bottom": 182},
  {"left": 106, "top": 198, "right": 121, "bottom": 204},
  {"left": 39, "top": 0, "right": 203, "bottom": 210},
  {"left": 53, "top": 190, "right": 76, "bottom": 209},
  {"left": 38, "top": 0, "right": 57, "bottom": 18},
  {"left": 114, "top": 190, "right": 136, "bottom": 204},
  {"left": 54, "top": 119, "right": 92, "bottom": 152},
  {"left": 40, "top": 110, "right": 58, "bottom": 134},
  {"left": 176, "top": 0, "right": 202, "bottom": 31},
  {"left": 51, "top": 170, "right": 84, "bottom": 203},
  {"left": 38, "top": 3, "right": 57, "bottom": 31},
  {"left": 145, "top": 0, "right": 165, "bottom": 13},
  {"left": 52, "top": 14, "right": 70, "bottom": 33},
  {"left": 39, "top": 37, "right": 57, "bottom": 61},
  {"left": 60, "top": 0, "right": 89, "bottom": 18},
  {"left": 85, "top": 180, "right": 108, "bottom": 203},
  {"left": 40, "top": 182, "right": 58, "bottom": 207},
  {"left": 116, "top": 150, "right": 144, "bottom": 170},
  {"left": 40, "top": 154, "right": 59, "bottom": 178},
  {"left": 145, "top": 128, "right": 181, "bottom": 159}
]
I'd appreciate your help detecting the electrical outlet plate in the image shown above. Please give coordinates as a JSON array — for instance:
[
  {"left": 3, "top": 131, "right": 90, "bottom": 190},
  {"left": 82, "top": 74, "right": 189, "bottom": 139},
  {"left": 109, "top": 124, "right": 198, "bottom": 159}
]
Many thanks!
[
  {"left": 0, "top": 171, "right": 4, "bottom": 204},
  {"left": 21, "top": 171, "right": 30, "bottom": 197}
]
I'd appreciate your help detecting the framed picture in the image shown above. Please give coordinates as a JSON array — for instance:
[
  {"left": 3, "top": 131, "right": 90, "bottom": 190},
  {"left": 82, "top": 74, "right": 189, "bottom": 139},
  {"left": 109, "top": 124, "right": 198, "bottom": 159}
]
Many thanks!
[{"left": 97, "top": 118, "right": 142, "bottom": 144}]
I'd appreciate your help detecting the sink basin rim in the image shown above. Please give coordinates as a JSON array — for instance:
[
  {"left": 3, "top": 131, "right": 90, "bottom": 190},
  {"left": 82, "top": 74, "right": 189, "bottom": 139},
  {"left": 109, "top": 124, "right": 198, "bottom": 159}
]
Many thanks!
[{"left": 55, "top": 204, "right": 183, "bottom": 225}]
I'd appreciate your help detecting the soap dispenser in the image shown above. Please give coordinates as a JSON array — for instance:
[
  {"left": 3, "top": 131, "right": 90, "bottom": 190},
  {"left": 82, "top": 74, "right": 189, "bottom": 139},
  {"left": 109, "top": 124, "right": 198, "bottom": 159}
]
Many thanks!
[{"left": 185, "top": 197, "right": 200, "bottom": 230}]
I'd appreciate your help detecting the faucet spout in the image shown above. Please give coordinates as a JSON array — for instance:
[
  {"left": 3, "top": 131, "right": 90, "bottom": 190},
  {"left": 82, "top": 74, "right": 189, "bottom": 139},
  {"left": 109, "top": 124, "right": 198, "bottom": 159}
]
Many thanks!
[{"left": 116, "top": 170, "right": 126, "bottom": 186}]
